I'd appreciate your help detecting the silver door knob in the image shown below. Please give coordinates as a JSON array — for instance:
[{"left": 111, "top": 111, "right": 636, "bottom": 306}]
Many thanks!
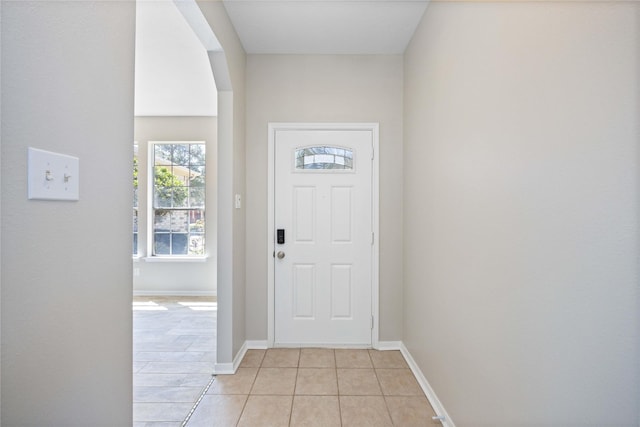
[{"left": 277, "top": 251, "right": 285, "bottom": 259}]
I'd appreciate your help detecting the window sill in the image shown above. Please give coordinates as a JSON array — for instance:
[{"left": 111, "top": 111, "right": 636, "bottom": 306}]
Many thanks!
[{"left": 144, "top": 256, "right": 208, "bottom": 263}]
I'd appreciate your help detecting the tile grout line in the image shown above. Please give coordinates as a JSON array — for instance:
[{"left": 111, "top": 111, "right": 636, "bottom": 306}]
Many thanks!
[
  {"left": 180, "top": 374, "right": 216, "bottom": 427},
  {"left": 236, "top": 352, "right": 264, "bottom": 426},
  {"left": 334, "top": 349, "right": 344, "bottom": 427},
  {"left": 287, "top": 350, "right": 301, "bottom": 427},
  {"left": 370, "top": 349, "right": 396, "bottom": 424}
]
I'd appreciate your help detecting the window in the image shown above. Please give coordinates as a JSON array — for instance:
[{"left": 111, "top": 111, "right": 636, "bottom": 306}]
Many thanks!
[
  {"left": 151, "top": 142, "right": 206, "bottom": 256},
  {"left": 295, "top": 146, "right": 353, "bottom": 170},
  {"left": 133, "top": 144, "right": 139, "bottom": 255}
]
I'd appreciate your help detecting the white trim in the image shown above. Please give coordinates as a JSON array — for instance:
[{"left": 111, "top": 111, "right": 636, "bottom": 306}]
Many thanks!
[
  {"left": 214, "top": 341, "right": 247, "bottom": 375},
  {"left": 400, "top": 343, "right": 456, "bottom": 427},
  {"left": 267, "top": 124, "right": 275, "bottom": 347},
  {"left": 146, "top": 141, "right": 208, "bottom": 258},
  {"left": 246, "top": 340, "right": 269, "bottom": 349},
  {"left": 374, "top": 341, "right": 402, "bottom": 351},
  {"left": 273, "top": 343, "right": 372, "bottom": 349},
  {"left": 212, "top": 362, "right": 234, "bottom": 374},
  {"left": 370, "top": 124, "right": 380, "bottom": 349},
  {"left": 267, "top": 123, "right": 380, "bottom": 348},
  {"left": 143, "top": 256, "right": 208, "bottom": 263},
  {"left": 133, "top": 290, "right": 217, "bottom": 297}
]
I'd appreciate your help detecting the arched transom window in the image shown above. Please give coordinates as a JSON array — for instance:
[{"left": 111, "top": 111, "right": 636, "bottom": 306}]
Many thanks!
[{"left": 295, "top": 146, "right": 354, "bottom": 170}]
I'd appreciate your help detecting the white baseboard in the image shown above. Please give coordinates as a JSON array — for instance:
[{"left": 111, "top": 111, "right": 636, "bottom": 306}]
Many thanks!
[
  {"left": 400, "top": 343, "right": 456, "bottom": 427},
  {"left": 246, "top": 340, "right": 268, "bottom": 349},
  {"left": 133, "top": 290, "right": 217, "bottom": 297},
  {"left": 214, "top": 341, "right": 248, "bottom": 375},
  {"left": 212, "top": 362, "right": 234, "bottom": 375},
  {"left": 375, "top": 341, "right": 402, "bottom": 350},
  {"left": 273, "top": 343, "right": 371, "bottom": 349}
]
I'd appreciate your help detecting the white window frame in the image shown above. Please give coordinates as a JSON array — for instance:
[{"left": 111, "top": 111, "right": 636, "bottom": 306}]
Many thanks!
[
  {"left": 133, "top": 142, "right": 139, "bottom": 257},
  {"left": 147, "top": 141, "right": 207, "bottom": 259}
]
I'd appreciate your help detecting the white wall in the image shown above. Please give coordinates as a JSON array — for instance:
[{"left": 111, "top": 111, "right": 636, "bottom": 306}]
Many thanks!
[
  {"left": 245, "top": 55, "right": 404, "bottom": 341},
  {"left": 134, "top": 116, "right": 217, "bottom": 296},
  {"left": 135, "top": 0, "right": 217, "bottom": 116},
  {"left": 1, "top": 1, "right": 134, "bottom": 425},
  {"left": 403, "top": 2, "right": 639, "bottom": 425}
]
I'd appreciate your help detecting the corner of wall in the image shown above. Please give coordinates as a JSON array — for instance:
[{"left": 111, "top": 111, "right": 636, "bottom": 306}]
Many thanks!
[
  {"left": 197, "top": 0, "right": 248, "bottom": 367},
  {"left": 0, "top": 1, "right": 3, "bottom": 422},
  {"left": 400, "top": 343, "right": 455, "bottom": 427}
]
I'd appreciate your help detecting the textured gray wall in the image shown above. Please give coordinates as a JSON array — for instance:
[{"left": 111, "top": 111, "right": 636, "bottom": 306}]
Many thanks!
[
  {"left": 245, "top": 54, "right": 404, "bottom": 342},
  {"left": 1, "top": 1, "right": 135, "bottom": 424},
  {"left": 403, "top": 2, "right": 639, "bottom": 425}
]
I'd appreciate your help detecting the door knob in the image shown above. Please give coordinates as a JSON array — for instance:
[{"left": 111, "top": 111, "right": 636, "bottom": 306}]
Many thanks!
[{"left": 277, "top": 251, "right": 285, "bottom": 259}]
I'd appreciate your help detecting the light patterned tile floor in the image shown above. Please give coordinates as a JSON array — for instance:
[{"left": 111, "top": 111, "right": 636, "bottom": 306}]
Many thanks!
[
  {"left": 133, "top": 296, "right": 217, "bottom": 427},
  {"left": 189, "top": 348, "right": 440, "bottom": 426},
  {"left": 133, "top": 297, "right": 439, "bottom": 426}
]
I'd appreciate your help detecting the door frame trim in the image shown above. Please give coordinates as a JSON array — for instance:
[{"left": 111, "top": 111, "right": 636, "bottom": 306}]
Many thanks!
[{"left": 267, "top": 122, "right": 380, "bottom": 348}]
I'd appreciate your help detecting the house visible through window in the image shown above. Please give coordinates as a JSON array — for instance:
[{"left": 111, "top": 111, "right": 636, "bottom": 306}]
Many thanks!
[{"left": 151, "top": 142, "right": 206, "bottom": 256}]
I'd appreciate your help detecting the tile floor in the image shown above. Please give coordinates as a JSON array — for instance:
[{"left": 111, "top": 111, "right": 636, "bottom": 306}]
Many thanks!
[
  {"left": 133, "top": 296, "right": 217, "bottom": 426},
  {"left": 134, "top": 297, "right": 439, "bottom": 426},
  {"left": 189, "top": 348, "right": 440, "bottom": 426}
]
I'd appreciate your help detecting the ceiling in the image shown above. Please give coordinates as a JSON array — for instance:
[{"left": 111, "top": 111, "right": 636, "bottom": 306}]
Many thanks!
[
  {"left": 134, "top": 0, "right": 430, "bottom": 116},
  {"left": 222, "top": 0, "right": 430, "bottom": 54}
]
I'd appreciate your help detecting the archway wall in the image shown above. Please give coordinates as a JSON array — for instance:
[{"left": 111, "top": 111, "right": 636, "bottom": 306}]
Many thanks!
[{"left": 195, "top": 0, "right": 247, "bottom": 365}]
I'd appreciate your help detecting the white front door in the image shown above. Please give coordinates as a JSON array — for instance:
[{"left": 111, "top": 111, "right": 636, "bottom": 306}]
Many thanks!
[{"left": 274, "top": 128, "right": 374, "bottom": 346}]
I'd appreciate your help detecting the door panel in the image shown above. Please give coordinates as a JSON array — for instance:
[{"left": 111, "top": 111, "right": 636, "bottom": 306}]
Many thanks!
[
  {"left": 331, "top": 186, "right": 353, "bottom": 242},
  {"left": 293, "top": 187, "right": 315, "bottom": 242},
  {"left": 274, "top": 129, "right": 373, "bottom": 346},
  {"left": 330, "top": 264, "right": 352, "bottom": 319}
]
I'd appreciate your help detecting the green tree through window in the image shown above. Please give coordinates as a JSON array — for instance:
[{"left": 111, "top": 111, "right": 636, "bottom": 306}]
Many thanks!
[{"left": 151, "top": 142, "right": 206, "bottom": 256}]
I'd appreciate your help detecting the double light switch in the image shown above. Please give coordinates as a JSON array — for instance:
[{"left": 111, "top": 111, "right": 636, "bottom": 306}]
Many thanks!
[{"left": 28, "top": 147, "right": 80, "bottom": 201}]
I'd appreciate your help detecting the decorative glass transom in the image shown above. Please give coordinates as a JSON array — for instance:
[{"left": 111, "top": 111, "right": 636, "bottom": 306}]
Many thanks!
[{"left": 295, "top": 146, "right": 353, "bottom": 170}]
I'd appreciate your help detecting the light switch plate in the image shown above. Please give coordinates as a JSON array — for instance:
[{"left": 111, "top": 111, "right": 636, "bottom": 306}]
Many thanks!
[{"left": 28, "top": 147, "right": 80, "bottom": 201}]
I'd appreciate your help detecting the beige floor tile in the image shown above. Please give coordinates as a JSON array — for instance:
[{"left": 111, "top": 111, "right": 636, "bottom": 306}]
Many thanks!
[
  {"left": 337, "top": 368, "right": 382, "bottom": 395},
  {"left": 186, "top": 394, "right": 248, "bottom": 427},
  {"left": 339, "top": 396, "right": 393, "bottom": 426},
  {"left": 290, "top": 395, "right": 341, "bottom": 427},
  {"left": 385, "top": 396, "right": 438, "bottom": 426},
  {"left": 251, "top": 367, "right": 298, "bottom": 395},
  {"left": 369, "top": 350, "right": 408, "bottom": 368},
  {"left": 262, "top": 348, "right": 301, "bottom": 367},
  {"left": 208, "top": 368, "right": 258, "bottom": 395},
  {"left": 376, "top": 369, "right": 424, "bottom": 396},
  {"left": 295, "top": 368, "right": 338, "bottom": 395},
  {"left": 335, "top": 349, "right": 373, "bottom": 368},
  {"left": 240, "top": 349, "right": 266, "bottom": 368},
  {"left": 237, "top": 395, "right": 292, "bottom": 427},
  {"left": 299, "top": 348, "right": 336, "bottom": 368}
]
